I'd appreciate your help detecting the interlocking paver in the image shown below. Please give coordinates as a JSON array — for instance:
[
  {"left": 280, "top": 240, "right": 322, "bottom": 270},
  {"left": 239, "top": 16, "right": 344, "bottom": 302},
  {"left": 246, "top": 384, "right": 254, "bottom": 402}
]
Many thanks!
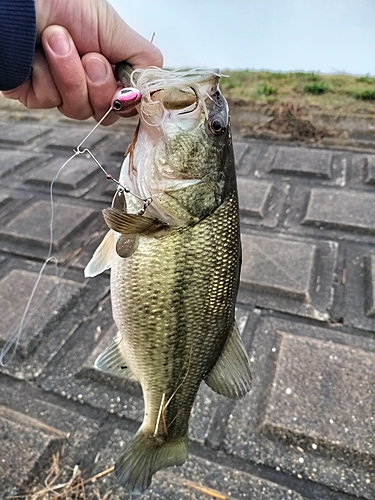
[
  {"left": 0, "top": 123, "right": 52, "bottom": 145},
  {"left": 0, "top": 269, "right": 80, "bottom": 356},
  {"left": 25, "top": 156, "right": 99, "bottom": 192},
  {"left": 262, "top": 333, "right": 375, "bottom": 463},
  {"left": 0, "top": 199, "right": 96, "bottom": 251},
  {"left": 237, "top": 178, "right": 272, "bottom": 217},
  {"left": 224, "top": 316, "right": 375, "bottom": 499},
  {"left": 303, "top": 188, "right": 375, "bottom": 234},
  {"left": 239, "top": 233, "right": 337, "bottom": 320},
  {"left": 270, "top": 146, "right": 333, "bottom": 178}
]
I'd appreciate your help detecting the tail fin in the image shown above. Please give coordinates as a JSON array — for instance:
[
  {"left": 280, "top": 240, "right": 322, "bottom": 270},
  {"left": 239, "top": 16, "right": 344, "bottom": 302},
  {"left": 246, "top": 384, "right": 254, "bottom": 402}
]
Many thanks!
[{"left": 115, "top": 430, "right": 187, "bottom": 494}]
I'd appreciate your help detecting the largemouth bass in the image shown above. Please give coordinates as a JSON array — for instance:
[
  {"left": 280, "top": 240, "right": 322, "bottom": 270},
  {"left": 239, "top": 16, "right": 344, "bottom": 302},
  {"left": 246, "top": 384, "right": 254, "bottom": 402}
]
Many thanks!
[{"left": 85, "top": 67, "right": 251, "bottom": 493}]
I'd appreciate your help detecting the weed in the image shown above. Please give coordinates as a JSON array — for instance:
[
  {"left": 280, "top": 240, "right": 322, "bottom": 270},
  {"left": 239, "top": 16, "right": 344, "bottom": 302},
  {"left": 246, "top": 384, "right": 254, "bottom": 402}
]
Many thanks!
[
  {"left": 255, "top": 85, "right": 277, "bottom": 96},
  {"left": 304, "top": 82, "right": 329, "bottom": 94},
  {"left": 349, "top": 89, "right": 375, "bottom": 100},
  {"left": 356, "top": 75, "right": 375, "bottom": 84}
]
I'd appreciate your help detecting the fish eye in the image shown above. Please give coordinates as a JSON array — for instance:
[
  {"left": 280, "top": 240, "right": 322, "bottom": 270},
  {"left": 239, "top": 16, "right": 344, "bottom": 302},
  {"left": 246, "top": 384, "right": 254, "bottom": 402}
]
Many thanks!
[
  {"left": 113, "top": 100, "right": 122, "bottom": 111},
  {"left": 209, "top": 116, "right": 226, "bottom": 135}
]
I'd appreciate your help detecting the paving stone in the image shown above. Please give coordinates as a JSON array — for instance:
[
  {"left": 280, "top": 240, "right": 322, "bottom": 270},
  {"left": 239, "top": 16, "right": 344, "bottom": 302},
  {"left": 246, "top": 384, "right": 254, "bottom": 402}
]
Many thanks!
[
  {"left": 0, "top": 269, "right": 81, "bottom": 359},
  {"left": 0, "top": 406, "right": 65, "bottom": 494},
  {"left": 364, "top": 156, "right": 375, "bottom": 184},
  {"left": 365, "top": 255, "right": 375, "bottom": 316},
  {"left": 0, "top": 200, "right": 96, "bottom": 250},
  {"left": 224, "top": 316, "right": 375, "bottom": 499},
  {"left": 0, "top": 381, "right": 100, "bottom": 495},
  {"left": 303, "top": 188, "right": 375, "bottom": 234},
  {"left": 0, "top": 150, "right": 40, "bottom": 179},
  {"left": 253, "top": 146, "right": 347, "bottom": 186},
  {"left": 239, "top": 233, "right": 337, "bottom": 321},
  {"left": 241, "top": 234, "right": 316, "bottom": 300},
  {"left": 270, "top": 146, "right": 332, "bottom": 179},
  {"left": 0, "top": 123, "right": 52, "bottom": 145},
  {"left": 237, "top": 178, "right": 271, "bottom": 217},
  {"left": 45, "top": 127, "right": 108, "bottom": 152},
  {"left": 0, "top": 192, "right": 10, "bottom": 207},
  {"left": 343, "top": 245, "right": 375, "bottom": 331},
  {"left": 261, "top": 332, "right": 375, "bottom": 462},
  {"left": 25, "top": 155, "right": 99, "bottom": 193},
  {"left": 233, "top": 141, "right": 249, "bottom": 165}
]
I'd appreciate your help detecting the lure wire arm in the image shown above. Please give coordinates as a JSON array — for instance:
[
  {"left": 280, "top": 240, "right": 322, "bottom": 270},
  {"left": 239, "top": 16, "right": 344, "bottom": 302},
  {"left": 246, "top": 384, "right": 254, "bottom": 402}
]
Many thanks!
[{"left": 72, "top": 101, "right": 152, "bottom": 214}]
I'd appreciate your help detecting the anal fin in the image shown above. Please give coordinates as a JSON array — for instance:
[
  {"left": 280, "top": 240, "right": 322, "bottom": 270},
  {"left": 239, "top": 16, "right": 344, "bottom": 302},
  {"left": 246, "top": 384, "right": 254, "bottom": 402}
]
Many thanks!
[
  {"left": 204, "top": 322, "right": 252, "bottom": 399},
  {"left": 95, "top": 331, "right": 135, "bottom": 380}
]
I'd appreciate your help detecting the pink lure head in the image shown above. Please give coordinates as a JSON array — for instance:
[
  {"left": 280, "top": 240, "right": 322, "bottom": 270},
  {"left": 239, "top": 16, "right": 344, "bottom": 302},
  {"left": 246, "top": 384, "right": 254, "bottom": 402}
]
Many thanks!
[{"left": 112, "top": 87, "right": 141, "bottom": 114}]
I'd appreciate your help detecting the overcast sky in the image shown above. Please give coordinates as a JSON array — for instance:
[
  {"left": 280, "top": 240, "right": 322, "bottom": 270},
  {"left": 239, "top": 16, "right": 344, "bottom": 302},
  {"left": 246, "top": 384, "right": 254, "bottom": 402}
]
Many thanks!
[{"left": 108, "top": 0, "right": 375, "bottom": 75}]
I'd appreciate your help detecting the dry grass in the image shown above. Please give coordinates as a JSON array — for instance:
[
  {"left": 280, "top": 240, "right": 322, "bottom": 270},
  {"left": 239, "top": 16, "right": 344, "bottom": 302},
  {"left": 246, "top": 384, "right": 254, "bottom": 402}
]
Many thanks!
[
  {"left": 220, "top": 70, "right": 375, "bottom": 115},
  {"left": 6, "top": 453, "right": 114, "bottom": 500}
]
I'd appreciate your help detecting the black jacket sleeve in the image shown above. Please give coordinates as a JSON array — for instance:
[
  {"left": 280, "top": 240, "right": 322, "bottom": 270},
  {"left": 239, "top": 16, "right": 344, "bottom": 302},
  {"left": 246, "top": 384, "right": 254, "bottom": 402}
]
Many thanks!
[{"left": 0, "top": 0, "right": 36, "bottom": 91}]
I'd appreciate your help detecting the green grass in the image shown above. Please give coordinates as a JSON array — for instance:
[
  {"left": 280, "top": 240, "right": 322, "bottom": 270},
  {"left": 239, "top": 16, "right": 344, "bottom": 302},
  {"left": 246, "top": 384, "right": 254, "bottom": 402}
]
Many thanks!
[
  {"left": 219, "top": 70, "right": 375, "bottom": 114},
  {"left": 304, "top": 82, "right": 329, "bottom": 94}
]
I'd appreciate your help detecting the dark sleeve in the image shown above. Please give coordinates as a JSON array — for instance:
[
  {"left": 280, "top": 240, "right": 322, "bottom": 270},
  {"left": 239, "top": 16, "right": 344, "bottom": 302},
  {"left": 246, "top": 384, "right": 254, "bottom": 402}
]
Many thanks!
[{"left": 0, "top": 0, "right": 36, "bottom": 91}]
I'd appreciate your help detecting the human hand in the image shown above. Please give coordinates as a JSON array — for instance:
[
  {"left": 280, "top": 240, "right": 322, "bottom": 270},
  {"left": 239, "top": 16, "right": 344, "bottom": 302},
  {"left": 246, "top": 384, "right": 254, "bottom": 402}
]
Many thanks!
[{"left": 3, "top": 0, "right": 162, "bottom": 124}]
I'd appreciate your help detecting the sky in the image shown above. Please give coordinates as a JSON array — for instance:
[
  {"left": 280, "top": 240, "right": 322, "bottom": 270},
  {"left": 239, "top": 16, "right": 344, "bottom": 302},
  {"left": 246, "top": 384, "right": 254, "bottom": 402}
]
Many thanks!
[{"left": 108, "top": 0, "right": 375, "bottom": 75}]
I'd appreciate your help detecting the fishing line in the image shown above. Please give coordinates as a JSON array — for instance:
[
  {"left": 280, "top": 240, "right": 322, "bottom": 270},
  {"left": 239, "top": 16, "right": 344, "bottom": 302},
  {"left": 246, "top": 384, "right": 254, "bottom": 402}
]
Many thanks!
[
  {"left": 0, "top": 153, "right": 76, "bottom": 365},
  {"left": 0, "top": 97, "right": 149, "bottom": 365}
]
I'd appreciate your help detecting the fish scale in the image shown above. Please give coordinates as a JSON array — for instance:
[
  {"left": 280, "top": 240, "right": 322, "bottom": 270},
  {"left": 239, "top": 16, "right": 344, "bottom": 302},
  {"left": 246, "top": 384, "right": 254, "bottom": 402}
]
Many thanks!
[{"left": 111, "top": 192, "right": 240, "bottom": 436}]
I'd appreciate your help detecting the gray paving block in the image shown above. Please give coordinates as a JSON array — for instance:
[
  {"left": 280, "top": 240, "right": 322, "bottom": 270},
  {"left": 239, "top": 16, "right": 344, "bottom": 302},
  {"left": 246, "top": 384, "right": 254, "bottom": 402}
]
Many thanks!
[
  {"left": 233, "top": 141, "right": 249, "bottom": 165},
  {"left": 45, "top": 127, "right": 108, "bottom": 152},
  {"left": 0, "top": 259, "right": 109, "bottom": 379},
  {"left": 303, "top": 188, "right": 375, "bottom": 234},
  {"left": 342, "top": 245, "right": 375, "bottom": 331},
  {"left": 239, "top": 233, "right": 337, "bottom": 321},
  {"left": 0, "top": 200, "right": 96, "bottom": 251},
  {"left": 0, "top": 406, "right": 65, "bottom": 494},
  {"left": 0, "top": 124, "right": 52, "bottom": 145},
  {"left": 0, "top": 381, "right": 100, "bottom": 495},
  {"left": 237, "top": 178, "right": 271, "bottom": 217},
  {"left": 365, "top": 255, "right": 375, "bottom": 316},
  {"left": 235, "top": 142, "right": 270, "bottom": 176},
  {"left": 224, "top": 316, "right": 375, "bottom": 499},
  {"left": 270, "top": 146, "right": 332, "bottom": 179},
  {"left": 364, "top": 155, "right": 375, "bottom": 184},
  {"left": 0, "top": 150, "right": 40, "bottom": 179},
  {"left": 0, "top": 192, "right": 10, "bottom": 207},
  {"left": 25, "top": 156, "right": 99, "bottom": 194},
  {"left": 241, "top": 235, "right": 315, "bottom": 300},
  {"left": 0, "top": 269, "right": 80, "bottom": 358},
  {"left": 261, "top": 333, "right": 375, "bottom": 462}
]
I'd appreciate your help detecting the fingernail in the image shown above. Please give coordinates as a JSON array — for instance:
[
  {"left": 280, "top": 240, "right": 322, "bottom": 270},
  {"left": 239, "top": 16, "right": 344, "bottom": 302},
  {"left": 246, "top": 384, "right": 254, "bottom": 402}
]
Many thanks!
[
  {"left": 47, "top": 28, "right": 70, "bottom": 56},
  {"left": 85, "top": 58, "right": 108, "bottom": 83}
]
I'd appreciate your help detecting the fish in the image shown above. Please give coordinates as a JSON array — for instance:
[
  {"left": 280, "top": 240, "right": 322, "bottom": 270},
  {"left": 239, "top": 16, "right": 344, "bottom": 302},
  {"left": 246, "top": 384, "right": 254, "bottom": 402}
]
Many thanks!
[{"left": 84, "top": 67, "right": 252, "bottom": 494}]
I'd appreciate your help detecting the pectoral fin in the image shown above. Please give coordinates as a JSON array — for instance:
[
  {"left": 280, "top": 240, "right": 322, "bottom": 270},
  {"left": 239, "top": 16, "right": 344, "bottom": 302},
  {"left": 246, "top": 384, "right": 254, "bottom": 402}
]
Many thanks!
[
  {"left": 95, "top": 331, "right": 136, "bottom": 380},
  {"left": 103, "top": 207, "right": 169, "bottom": 235},
  {"left": 204, "top": 322, "right": 252, "bottom": 399},
  {"left": 84, "top": 230, "right": 114, "bottom": 278}
]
